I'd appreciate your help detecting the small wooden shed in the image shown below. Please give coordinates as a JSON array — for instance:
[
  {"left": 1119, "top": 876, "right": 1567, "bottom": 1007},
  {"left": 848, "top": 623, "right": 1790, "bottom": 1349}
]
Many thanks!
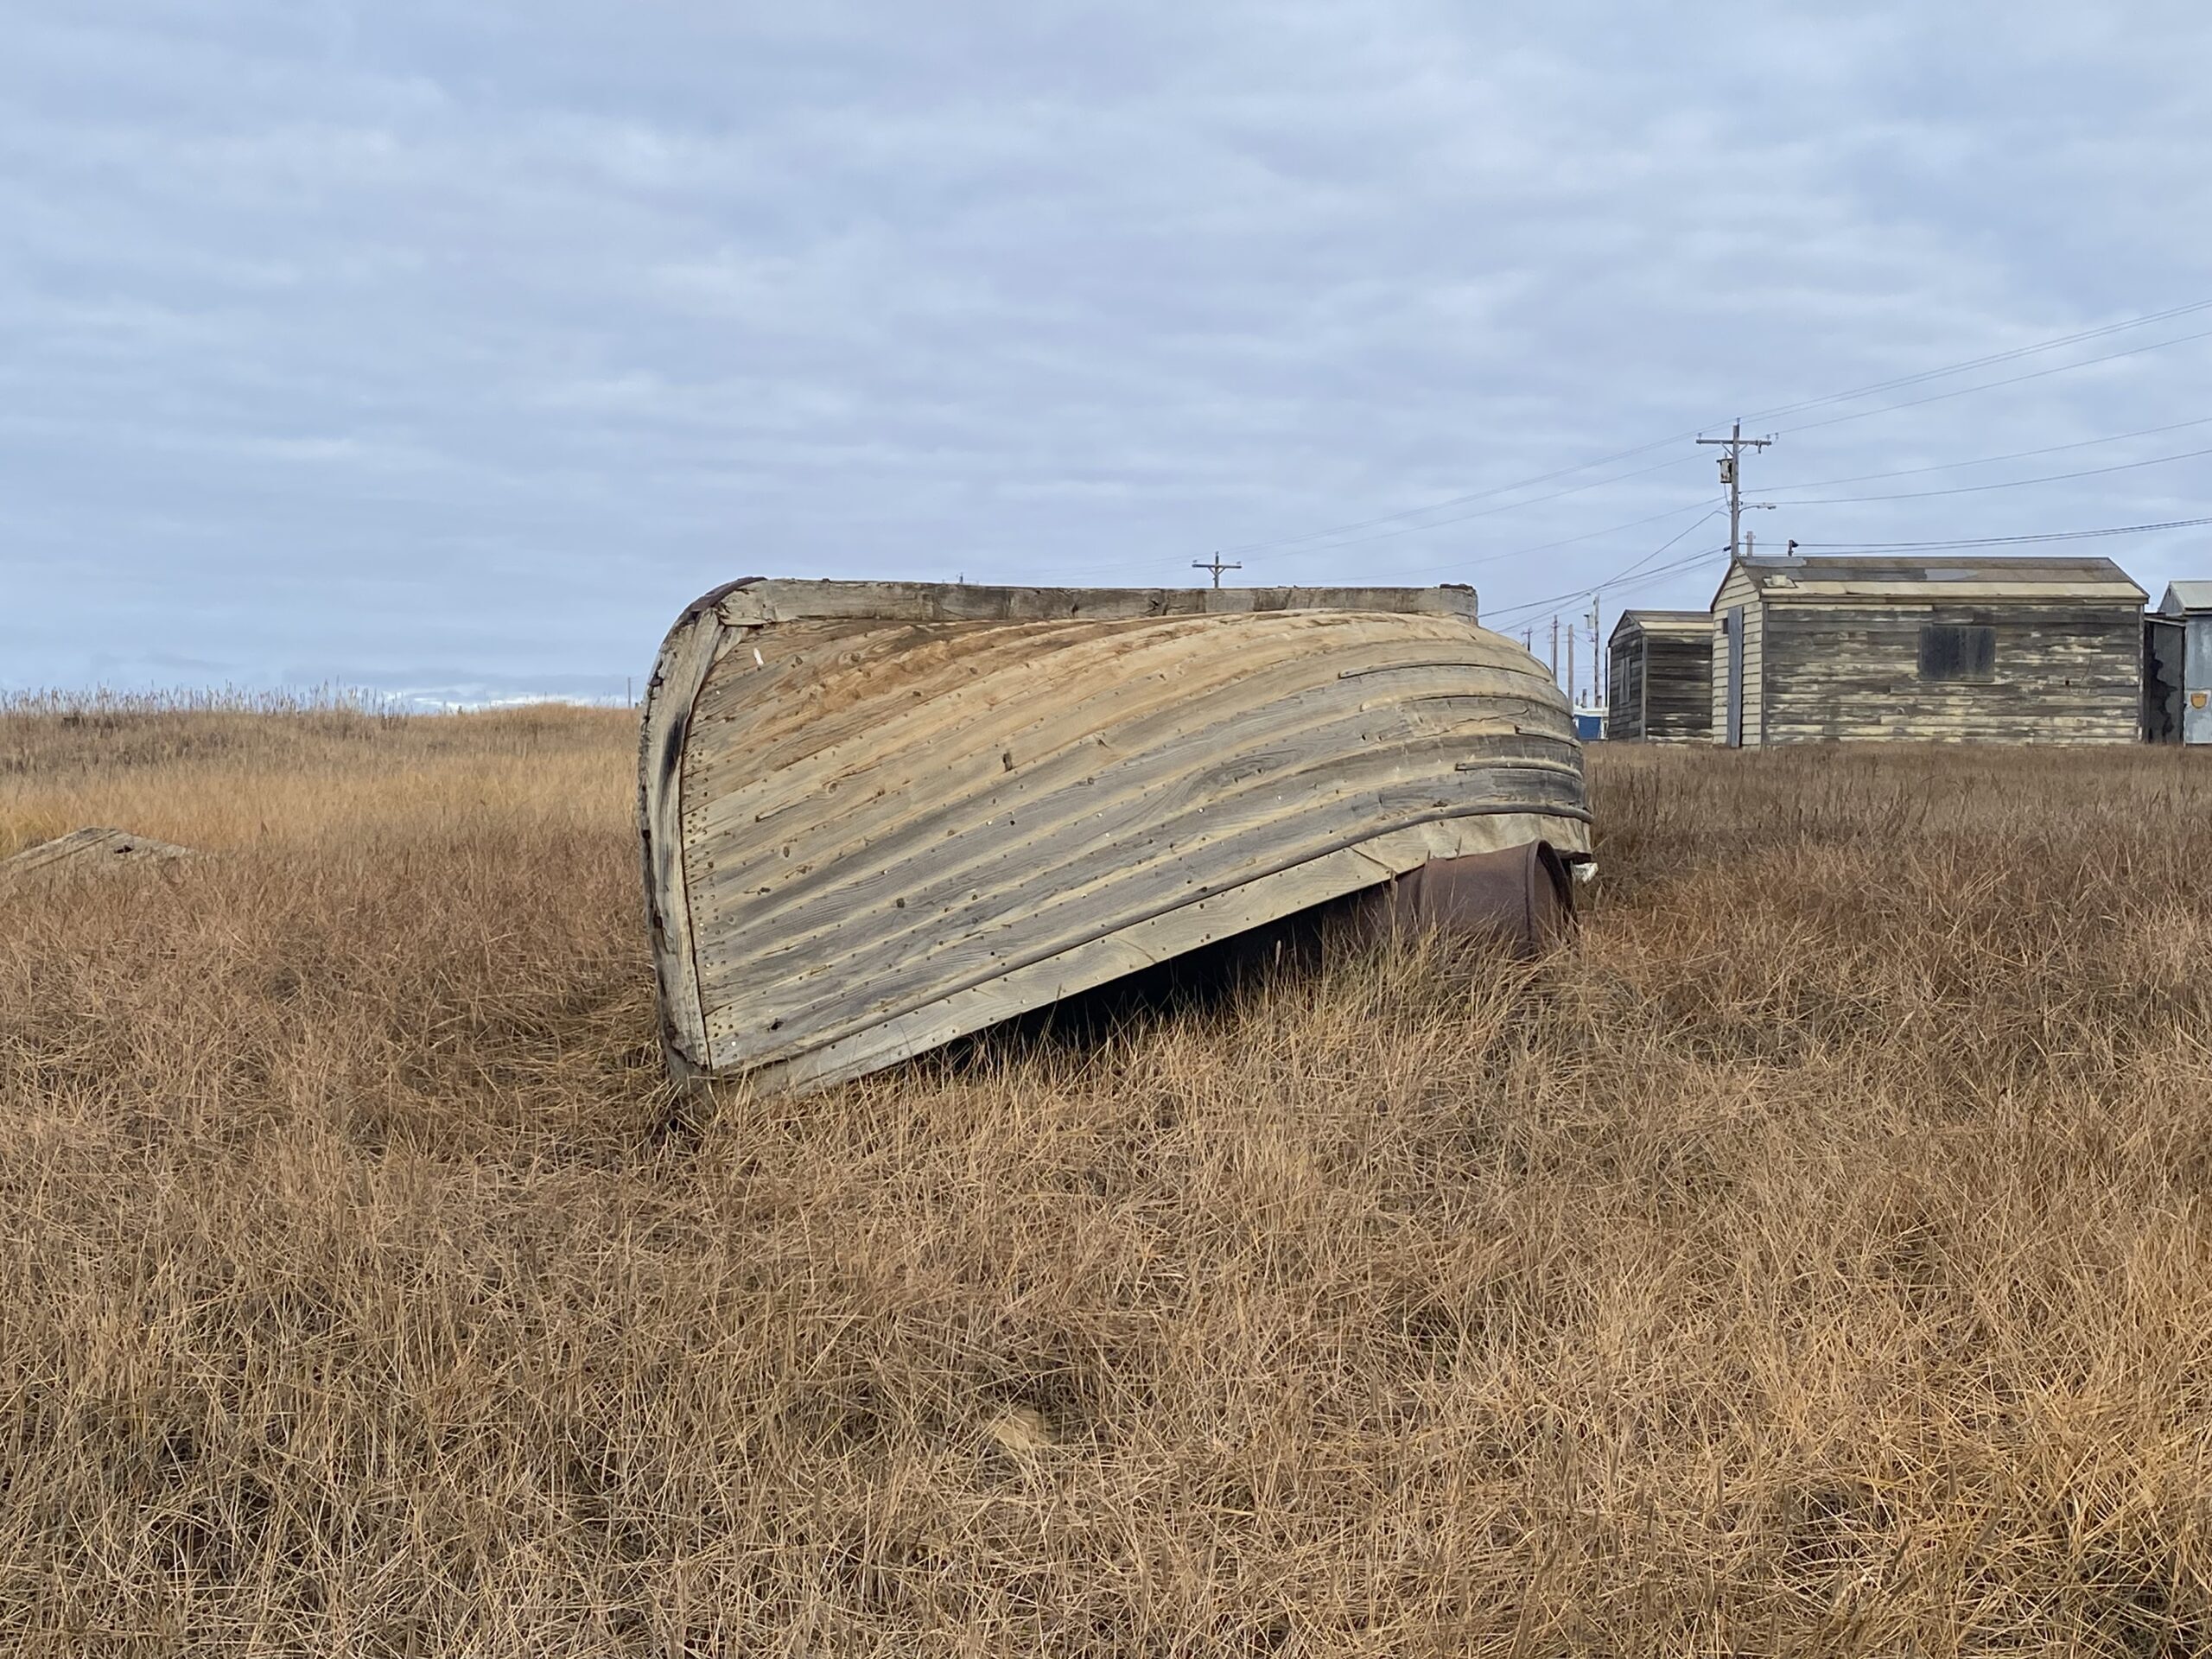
[
  {"left": 1605, "top": 610, "right": 1713, "bottom": 741},
  {"left": 1707, "top": 555, "right": 2146, "bottom": 747},
  {"left": 2146, "top": 581, "right": 2212, "bottom": 745}
]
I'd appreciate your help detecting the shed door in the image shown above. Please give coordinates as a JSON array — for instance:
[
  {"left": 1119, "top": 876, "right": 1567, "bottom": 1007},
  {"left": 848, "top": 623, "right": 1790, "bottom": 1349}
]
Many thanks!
[
  {"left": 1609, "top": 640, "right": 1642, "bottom": 740},
  {"left": 2145, "top": 616, "right": 2184, "bottom": 743},
  {"left": 1724, "top": 607, "right": 1745, "bottom": 748}
]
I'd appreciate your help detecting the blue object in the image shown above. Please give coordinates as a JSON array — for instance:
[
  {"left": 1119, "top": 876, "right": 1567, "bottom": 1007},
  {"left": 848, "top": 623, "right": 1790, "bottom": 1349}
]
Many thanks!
[{"left": 1573, "top": 710, "right": 1605, "bottom": 741}]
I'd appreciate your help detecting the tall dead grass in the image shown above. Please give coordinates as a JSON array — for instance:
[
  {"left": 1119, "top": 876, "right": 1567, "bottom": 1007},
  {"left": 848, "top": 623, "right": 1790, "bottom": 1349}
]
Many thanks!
[{"left": 4, "top": 707, "right": 2212, "bottom": 1656}]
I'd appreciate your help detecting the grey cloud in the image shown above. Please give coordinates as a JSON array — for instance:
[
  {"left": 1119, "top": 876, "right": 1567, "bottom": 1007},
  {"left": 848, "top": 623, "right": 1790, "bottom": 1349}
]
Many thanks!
[{"left": 4, "top": 1, "right": 2211, "bottom": 700}]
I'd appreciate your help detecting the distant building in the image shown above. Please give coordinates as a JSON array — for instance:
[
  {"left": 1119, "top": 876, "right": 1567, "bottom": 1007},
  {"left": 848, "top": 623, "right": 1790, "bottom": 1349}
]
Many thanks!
[
  {"left": 1605, "top": 610, "right": 1712, "bottom": 741},
  {"left": 2146, "top": 582, "right": 2212, "bottom": 745},
  {"left": 1707, "top": 555, "right": 2146, "bottom": 747}
]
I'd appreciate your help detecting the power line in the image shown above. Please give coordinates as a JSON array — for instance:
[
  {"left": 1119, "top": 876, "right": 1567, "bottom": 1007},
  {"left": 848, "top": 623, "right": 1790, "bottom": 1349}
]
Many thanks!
[
  {"left": 1762, "top": 412, "right": 2212, "bottom": 493},
  {"left": 1212, "top": 451, "right": 1701, "bottom": 561},
  {"left": 1593, "top": 509, "right": 1727, "bottom": 588},
  {"left": 1737, "top": 297, "right": 2212, "bottom": 425},
  {"left": 1485, "top": 544, "right": 1732, "bottom": 627},
  {"left": 1763, "top": 441, "right": 2212, "bottom": 506},
  {"left": 1484, "top": 523, "right": 1731, "bottom": 626},
  {"left": 1770, "top": 324, "right": 2212, "bottom": 438},
  {"left": 1404, "top": 499, "right": 1717, "bottom": 576},
  {"left": 1205, "top": 297, "right": 2212, "bottom": 562},
  {"left": 1790, "top": 514, "right": 2212, "bottom": 552},
  {"left": 1210, "top": 445, "right": 1693, "bottom": 561},
  {"left": 1004, "top": 468, "right": 1707, "bottom": 581}
]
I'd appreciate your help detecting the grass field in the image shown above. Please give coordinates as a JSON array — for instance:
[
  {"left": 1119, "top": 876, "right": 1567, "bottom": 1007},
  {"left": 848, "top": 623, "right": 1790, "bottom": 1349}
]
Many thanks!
[{"left": 5, "top": 702, "right": 2212, "bottom": 1656}]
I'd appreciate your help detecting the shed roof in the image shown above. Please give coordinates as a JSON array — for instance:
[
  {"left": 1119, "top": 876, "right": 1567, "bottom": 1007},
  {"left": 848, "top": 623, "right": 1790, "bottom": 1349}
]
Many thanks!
[
  {"left": 1608, "top": 608, "right": 1710, "bottom": 646},
  {"left": 2160, "top": 581, "right": 2212, "bottom": 614},
  {"left": 1712, "top": 554, "right": 2145, "bottom": 609}
]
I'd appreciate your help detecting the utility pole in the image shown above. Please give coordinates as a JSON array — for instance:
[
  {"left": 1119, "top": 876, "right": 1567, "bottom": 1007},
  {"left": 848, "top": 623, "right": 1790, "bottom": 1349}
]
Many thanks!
[
  {"left": 1567, "top": 624, "right": 1578, "bottom": 709},
  {"left": 1192, "top": 552, "right": 1241, "bottom": 588},
  {"left": 1549, "top": 616, "right": 1559, "bottom": 683},
  {"left": 1589, "top": 594, "right": 1602, "bottom": 708},
  {"left": 1697, "top": 419, "right": 1776, "bottom": 558}
]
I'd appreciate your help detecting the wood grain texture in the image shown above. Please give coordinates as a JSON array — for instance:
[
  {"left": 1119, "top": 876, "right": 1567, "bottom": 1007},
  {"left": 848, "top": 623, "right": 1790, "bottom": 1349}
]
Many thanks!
[
  {"left": 636, "top": 581, "right": 752, "bottom": 1075},
  {"left": 1702, "top": 553, "right": 2150, "bottom": 748},
  {"left": 1759, "top": 604, "right": 2144, "bottom": 744},
  {"left": 1607, "top": 613, "right": 1711, "bottom": 742},
  {"left": 715, "top": 580, "right": 1480, "bottom": 627},
  {"left": 640, "top": 585, "right": 1589, "bottom": 1093},
  {"left": 1710, "top": 567, "right": 1764, "bottom": 747},
  {"left": 1, "top": 827, "right": 194, "bottom": 880},
  {"left": 1731, "top": 555, "right": 2144, "bottom": 606},
  {"left": 738, "top": 810, "right": 1573, "bottom": 1096}
]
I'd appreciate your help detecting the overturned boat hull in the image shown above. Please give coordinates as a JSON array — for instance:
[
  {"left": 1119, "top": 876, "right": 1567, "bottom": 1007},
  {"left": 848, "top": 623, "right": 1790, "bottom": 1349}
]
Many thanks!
[{"left": 639, "top": 581, "right": 1590, "bottom": 1094}]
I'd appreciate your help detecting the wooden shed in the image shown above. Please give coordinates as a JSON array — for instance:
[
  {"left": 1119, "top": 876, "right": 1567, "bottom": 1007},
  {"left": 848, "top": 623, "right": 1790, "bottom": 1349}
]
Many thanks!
[
  {"left": 1605, "top": 610, "right": 1713, "bottom": 741},
  {"left": 1707, "top": 555, "right": 2146, "bottom": 747},
  {"left": 638, "top": 579, "right": 1593, "bottom": 1096},
  {"left": 2146, "top": 581, "right": 2212, "bottom": 745}
]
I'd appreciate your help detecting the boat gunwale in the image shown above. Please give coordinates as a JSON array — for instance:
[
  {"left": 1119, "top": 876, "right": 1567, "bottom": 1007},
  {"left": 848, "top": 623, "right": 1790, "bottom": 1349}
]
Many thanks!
[{"left": 715, "top": 579, "right": 1480, "bottom": 627}]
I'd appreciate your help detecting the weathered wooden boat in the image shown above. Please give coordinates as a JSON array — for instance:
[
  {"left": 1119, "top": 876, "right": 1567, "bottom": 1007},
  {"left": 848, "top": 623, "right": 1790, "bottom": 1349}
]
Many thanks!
[
  {"left": 639, "top": 580, "right": 1591, "bottom": 1094},
  {"left": 2, "top": 826, "right": 195, "bottom": 884}
]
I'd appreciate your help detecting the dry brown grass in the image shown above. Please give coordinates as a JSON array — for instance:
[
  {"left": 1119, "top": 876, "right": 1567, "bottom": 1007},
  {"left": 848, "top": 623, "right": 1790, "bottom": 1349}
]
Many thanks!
[{"left": 5, "top": 702, "right": 2212, "bottom": 1656}]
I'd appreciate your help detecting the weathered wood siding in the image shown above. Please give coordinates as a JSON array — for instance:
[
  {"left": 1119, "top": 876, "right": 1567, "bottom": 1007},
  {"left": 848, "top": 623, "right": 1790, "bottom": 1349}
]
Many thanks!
[
  {"left": 718, "top": 581, "right": 1481, "bottom": 626},
  {"left": 1609, "top": 628, "right": 1710, "bottom": 741},
  {"left": 1759, "top": 605, "right": 2143, "bottom": 743},
  {"left": 1606, "top": 638, "right": 1644, "bottom": 740},
  {"left": 1709, "top": 566, "right": 1764, "bottom": 746},
  {"left": 641, "top": 587, "right": 1591, "bottom": 1094},
  {"left": 1643, "top": 633, "right": 1713, "bottom": 741},
  {"left": 2, "top": 826, "right": 194, "bottom": 881}
]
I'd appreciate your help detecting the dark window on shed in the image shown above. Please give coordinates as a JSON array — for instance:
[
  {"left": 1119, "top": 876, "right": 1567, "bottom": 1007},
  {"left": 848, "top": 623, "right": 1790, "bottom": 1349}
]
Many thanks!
[{"left": 1917, "top": 623, "right": 1996, "bottom": 683}]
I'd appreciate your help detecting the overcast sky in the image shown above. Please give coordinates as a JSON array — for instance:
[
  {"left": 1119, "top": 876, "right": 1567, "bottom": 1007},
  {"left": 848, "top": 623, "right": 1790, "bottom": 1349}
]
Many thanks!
[{"left": 7, "top": 2, "right": 2210, "bottom": 703}]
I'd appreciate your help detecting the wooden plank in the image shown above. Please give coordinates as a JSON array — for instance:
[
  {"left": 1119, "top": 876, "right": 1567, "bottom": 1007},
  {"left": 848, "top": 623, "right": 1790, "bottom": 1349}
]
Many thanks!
[
  {"left": 707, "top": 758, "right": 1576, "bottom": 1058},
  {"left": 1738, "top": 556, "right": 2145, "bottom": 607},
  {"left": 1708, "top": 566, "right": 1759, "bottom": 743},
  {"left": 687, "top": 689, "right": 1554, "bottom": 955},
  {"left": 1764, "top": 582, "right": 2145, "bottom": 604},
  {"left": 677, "top": 643, "right": 1572, "bottom": 958},
  {"left": 677, "top": 616, "right": 1545, "bottom": 886},
  {"left": 1, "top": 827, "right": 194, "bottom": 880},
  {"left": 738, "top": 810, "right": 1576, "bottom": 1096},
  {"left": 715, "top": 581, "right": 1480, "bottom": 627},
  {"left": 680, "top": 636, "right": 1560, "bottom": 925},
  {"left": 683, "top": 615, "right": 1188, "bottom": 804},
  {"left": 1645, "top": 634, "right": 1712, "bottom": 741},
  {"left": 698, "top": 759, "right": 1585, "bottom": 1067},
  {"left": 1758, "top": 604, "right": 2142, "bottom": 744},
  {"left": 1615, "top": 611, "right": 1711, "bottom": 639},
  {"left": 637, "top": 582, "right": 743, "bottom": 1075},
  {"left": 695, "top": 725, "right": 1584, "bottom": 1065},
  {"left": 683, "top": 610, "right": 1535, "bottom": 814},
  {"left": 679, "top": 611, "right": 1530, "bottom": 816}
]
